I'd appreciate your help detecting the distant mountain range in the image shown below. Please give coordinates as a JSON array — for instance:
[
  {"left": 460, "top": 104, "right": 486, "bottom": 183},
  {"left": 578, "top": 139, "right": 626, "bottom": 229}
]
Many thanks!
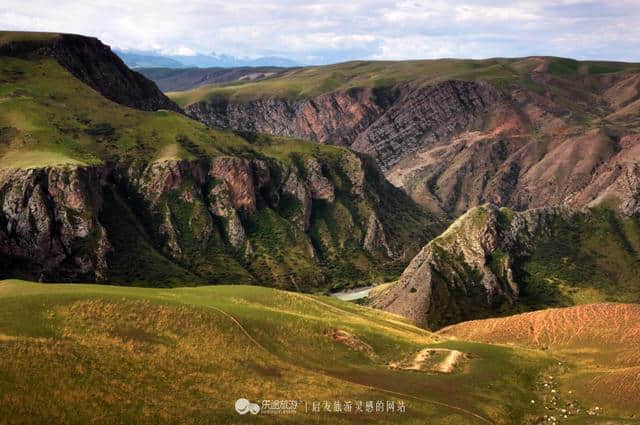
[
  {"left": 138, "top": 67, "right": 292, "bottom": 92},
  {"left": 114, "top": 48, "right": 299, "bottom": 68}
]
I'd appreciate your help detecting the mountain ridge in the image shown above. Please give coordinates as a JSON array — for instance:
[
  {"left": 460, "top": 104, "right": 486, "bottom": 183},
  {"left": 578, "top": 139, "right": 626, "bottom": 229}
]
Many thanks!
[
  {"left": 138, "top": 66, "right": 292, "bottom": 92},
  {"left": 0, "top": 31, "right": 179, "bottom": 112},
  {"left": 115, "top": 48, "right": 299, "bottom": 69},
  {"left": 169, "top": 57, "right": 640, "bottom": 216}
]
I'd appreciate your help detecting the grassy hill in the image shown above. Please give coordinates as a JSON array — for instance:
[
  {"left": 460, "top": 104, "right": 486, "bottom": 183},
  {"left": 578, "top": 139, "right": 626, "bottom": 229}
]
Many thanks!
[
  {"left": 168, "top": 57, "right": 640, "bottom": 106},
  {"left": 0, "top": 54, "right": 251, "bottom": 168},
  {"left": 0, "top": 279, "right": 610, "bottom": 424},
  {"left": 441, "top": 303, "right": 640, "bottom": 421},
  {"left": 2, "top": 280, "right": 638, "bottom": 424}
]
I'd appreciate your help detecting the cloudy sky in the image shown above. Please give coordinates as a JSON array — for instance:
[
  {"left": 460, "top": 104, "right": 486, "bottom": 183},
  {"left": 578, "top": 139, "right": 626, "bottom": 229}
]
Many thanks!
[{"left": 1, "top": 0, "right": 639, "bottom": 64}]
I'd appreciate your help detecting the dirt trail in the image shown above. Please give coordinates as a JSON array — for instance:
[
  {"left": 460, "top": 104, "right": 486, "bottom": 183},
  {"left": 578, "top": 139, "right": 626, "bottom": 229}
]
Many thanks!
[
  {"left": 396, "top": 348, "right": 465, "bottom": 373},
  {"left": 436, "top": 349, "right": 464, "bottom": 373}
]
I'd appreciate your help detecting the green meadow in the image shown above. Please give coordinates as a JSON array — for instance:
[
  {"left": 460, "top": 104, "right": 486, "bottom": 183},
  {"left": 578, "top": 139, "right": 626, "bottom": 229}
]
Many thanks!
[{"left": 0, "top": 279, "right": 560, "bottom": 425}]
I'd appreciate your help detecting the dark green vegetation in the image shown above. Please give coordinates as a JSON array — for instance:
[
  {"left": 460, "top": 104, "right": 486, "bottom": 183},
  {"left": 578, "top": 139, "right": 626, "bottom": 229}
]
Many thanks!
[
  {"left": 515, "top": 207, "right": 640, "bottom": 309},
  {"left": 0, "top": 31, "right": 441, "bottom": 289},
  {"left": 168, "top": 56, "right": 640, "bottom": 105},
  {"left": 463, "top": 206, "right": 640, "bottom": 315}
]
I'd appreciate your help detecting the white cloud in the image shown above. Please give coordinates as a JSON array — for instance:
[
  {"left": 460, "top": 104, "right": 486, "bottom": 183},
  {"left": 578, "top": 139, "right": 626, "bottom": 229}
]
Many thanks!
[
  {"left": 454, "top": 5, "right": 539, "bottom": 23},
  {"left": 0, "top": 0, "right": 637, "bottom": 64}
]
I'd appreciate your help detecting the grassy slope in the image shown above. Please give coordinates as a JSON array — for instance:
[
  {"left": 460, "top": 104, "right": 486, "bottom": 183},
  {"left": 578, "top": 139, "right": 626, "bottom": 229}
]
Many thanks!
[
  {"left": 0, "top": 46, "right": 354, "bottom": 168},
  {"left": 0, "top": 55, "right": 253, "bottom": 168},
  {"left": 0, "top": 279, "right": 564, "bottom": 425},
  {"left": 168, "top": 57, "right": 640, "bottom": 106},
  {"left": 441, "top": 303, "right": 640, "bottom": 421}
]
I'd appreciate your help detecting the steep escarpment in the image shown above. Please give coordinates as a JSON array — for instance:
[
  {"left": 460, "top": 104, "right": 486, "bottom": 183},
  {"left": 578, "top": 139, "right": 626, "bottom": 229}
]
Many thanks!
[
  {"left": 0, "top": 32, "right": 179, "bottom": 112},
  {"left": 371, "top": 204, "right": 640, "bottom": 329},
  {"left": 177, "top": 58, "right": 640, "bottom": 216},
  {"left": 351, "top": 80, "right": 501, "bottom": 170},
  {"left": 0, "top": 150, "right": 439, "bottom": 288},
  {"left": 187, "top": 86, "right": 396, "bottom": 148},
  {"left": 185, "top": 81, "right": 500, "bottom": 170},
  {"left": 0, "top": 166, "right": 111, "bottom": 281}
]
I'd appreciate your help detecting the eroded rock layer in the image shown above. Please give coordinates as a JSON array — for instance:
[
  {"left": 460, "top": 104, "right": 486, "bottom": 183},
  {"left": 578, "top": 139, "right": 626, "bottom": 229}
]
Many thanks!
[{"left": 185, "top": 60, "right": 640, "bottom": 216}]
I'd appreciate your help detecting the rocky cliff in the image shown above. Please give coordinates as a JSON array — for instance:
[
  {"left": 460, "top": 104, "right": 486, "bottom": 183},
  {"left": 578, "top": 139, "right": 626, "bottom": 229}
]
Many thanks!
[
  {"left": 186, "top": 81, "right": 498, "bottom": 171},
  {"left": 370, "top": 204, "right": 640, "bottom": 329},
  {"left": 0, "top": 151, "right": 439, "bottom": 288},
  {"left": 181, "top": 58, "right": 640, "bottom": 216},
  {"left": 187, "top": 86, "right": 394, "bottom": 148}
]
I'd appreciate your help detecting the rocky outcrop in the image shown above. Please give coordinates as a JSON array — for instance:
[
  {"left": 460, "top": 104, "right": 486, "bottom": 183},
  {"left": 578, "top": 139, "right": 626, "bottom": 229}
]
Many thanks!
[
  {"left": 208, "top": 183, "right": 245, "bottom": 248},
  {"left": 0, "top": 152, "right": 438, "bottom": 287},
  {"left": 0, "top": 33, "right": 180, "bottom": 112},
  {"left": 305, "top": 158, "right": 334, "bottom": 201},
  {"left": 371, "top": 204, "right": 579, "bottom": 329},
  {"left": 280, "top": 168, "right": 312, "bottom": 230},
  {"left": 209, "top": 157, "right": 271, "bottom": 214},
  {"left": 363, "top": 213, "right": 393, "bottom": 257}
]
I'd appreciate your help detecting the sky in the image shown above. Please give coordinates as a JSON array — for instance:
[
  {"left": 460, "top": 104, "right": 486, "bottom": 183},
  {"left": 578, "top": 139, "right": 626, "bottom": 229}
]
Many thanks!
[{"left": 1, "top": 0, "right": 639, "bottom": 64}]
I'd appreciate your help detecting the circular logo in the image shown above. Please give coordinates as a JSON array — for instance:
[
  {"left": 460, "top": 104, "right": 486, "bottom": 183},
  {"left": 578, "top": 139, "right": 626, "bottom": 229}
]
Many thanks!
[
  {"left": 235, "top": 398, "right": 250, "bottom": 415},
  {"left": 235, "top": 398, "right": 260, "bottom": 415},
  {"left": 249, "top": 403, "right": 260, "bottom": 415}
]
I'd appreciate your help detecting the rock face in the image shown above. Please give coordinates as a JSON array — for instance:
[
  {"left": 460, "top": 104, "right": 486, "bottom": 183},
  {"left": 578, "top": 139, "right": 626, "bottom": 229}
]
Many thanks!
[
  {"left": 185, "top": 61, "right": 640, "bottom": 216},
  {"left": 351, "top": 81, "right": 501, "bottom": 170},
  {"left": 0, "top": 152, "right": 440, "bottom": 287},
  {"left": 0, "top": 167, "right": 111, "bottom": 281},
  {"left": 0, "top": 33, "right": 180, "bottom": 112},
  {"left": 371, "top": 204, "right": 640, "bottom": 329},
  {"left": 186, "top": 82, "right": 496, "bottom": 170},
  {"left": 186, "top": 87, "right": 394, "bottom": 148}
]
